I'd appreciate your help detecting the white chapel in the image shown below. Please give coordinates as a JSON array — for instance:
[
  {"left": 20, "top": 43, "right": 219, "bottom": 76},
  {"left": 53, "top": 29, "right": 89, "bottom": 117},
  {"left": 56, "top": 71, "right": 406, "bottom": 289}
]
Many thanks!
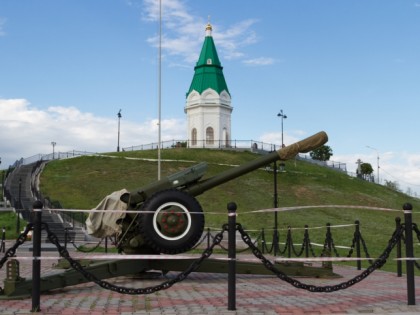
[{"left": 184, "top": 22, "right": 233, "bottom": 148}]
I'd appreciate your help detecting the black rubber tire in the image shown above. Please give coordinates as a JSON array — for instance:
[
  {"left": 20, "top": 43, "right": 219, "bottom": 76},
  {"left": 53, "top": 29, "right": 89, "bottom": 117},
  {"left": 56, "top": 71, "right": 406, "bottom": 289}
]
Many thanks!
[{"left": 138, "top": 189, "right": 205, "bottom": 254}]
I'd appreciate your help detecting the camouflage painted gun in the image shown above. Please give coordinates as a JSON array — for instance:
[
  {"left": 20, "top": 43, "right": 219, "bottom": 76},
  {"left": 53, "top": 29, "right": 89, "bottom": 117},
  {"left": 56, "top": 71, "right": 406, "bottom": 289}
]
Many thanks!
[{"left": 101, "top": 131, "right": 328, "bottom": 255}]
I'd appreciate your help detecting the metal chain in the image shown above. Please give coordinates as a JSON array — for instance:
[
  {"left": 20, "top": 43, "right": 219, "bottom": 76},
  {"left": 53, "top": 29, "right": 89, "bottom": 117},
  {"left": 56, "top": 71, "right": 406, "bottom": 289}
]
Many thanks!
[
  {"left": 190, "top": 231, "right": 209, "bottom": 250},
  {"left": 237, "top": 223, "right": 404, "bottom": 292},
  {"left": 413, "top": 223, "right": 420, "bottom": 242},
  {"left": 359, "top": 234, "right": 373, "bottom": 264},
  {"left": 260, "top": 229, "right": 267, "bottom": 253},
  {"left": 322, "top": 228, "right": 341, "bottom": 257},
  {"left": 291, "top": 233, "right": 305, "bottom": 257},
  {"left": 43, "top": 222, "right": 227, "bottom": 295},
  {"left": 346, "top": 237, "right": 356, "bottom": 258},
  {"left": 276, "top": 230, "right": 287, "bottom": 255},
  {"left": 411, "top": 223, "right": 420, "bottom": 269},
  {"left": 306, "top": 236, "right": 318, "bottom": 257},
  {"left": 0, "top": 223, "right": 33, "bottom": 270},
  {"left": 209, "top": 230, "right": 258, "bottom": 253},
  {"left": 71, "top": 238, "right": 104, "bottom": 253}
]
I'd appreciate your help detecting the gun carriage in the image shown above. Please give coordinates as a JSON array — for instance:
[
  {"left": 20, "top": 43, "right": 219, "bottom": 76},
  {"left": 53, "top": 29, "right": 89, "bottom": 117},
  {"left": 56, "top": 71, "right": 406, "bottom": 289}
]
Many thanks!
[{"left": 105, "top": 131, "right": 329, "bottom": 255}]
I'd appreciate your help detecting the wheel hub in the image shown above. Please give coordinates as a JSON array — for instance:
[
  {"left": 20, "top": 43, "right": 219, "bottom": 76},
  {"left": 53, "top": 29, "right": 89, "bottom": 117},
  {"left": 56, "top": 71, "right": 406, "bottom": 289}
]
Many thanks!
[{"left": 160, "top": 209, "right": 187, "bottom": 236}]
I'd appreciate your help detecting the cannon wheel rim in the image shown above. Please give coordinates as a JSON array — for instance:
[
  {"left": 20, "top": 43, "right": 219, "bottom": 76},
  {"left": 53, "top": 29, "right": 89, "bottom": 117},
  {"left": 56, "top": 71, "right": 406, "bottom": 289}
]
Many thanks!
[
  {"left": 152, "top": 201, "right": 192, "bottom": 241},
  {"left": 138, "top": 189, "right": 205, "bottom": 254}
]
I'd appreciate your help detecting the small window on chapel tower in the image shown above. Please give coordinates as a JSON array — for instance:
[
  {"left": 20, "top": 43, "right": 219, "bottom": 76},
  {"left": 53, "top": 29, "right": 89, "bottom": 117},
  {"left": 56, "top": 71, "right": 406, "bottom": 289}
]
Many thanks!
[{"left": 207, "top": 58, "right": 212, "bottom": 65}]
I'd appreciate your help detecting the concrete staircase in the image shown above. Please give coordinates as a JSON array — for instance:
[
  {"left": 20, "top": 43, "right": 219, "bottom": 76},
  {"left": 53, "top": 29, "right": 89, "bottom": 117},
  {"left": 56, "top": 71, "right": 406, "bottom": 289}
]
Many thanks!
[
  {"left": 4, "top": 163, "right": 36, "bottom": 222},
  {"left": 4, "top": 162, "right": 88, "bottom": 244}
]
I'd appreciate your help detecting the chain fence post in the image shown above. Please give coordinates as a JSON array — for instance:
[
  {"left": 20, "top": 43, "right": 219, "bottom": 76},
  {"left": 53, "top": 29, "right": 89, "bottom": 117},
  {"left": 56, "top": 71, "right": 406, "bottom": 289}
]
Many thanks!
[
  {"left": 355, "top": 220, "right": 361, "bottom": 270},
  {"left": 261, "top": 228, "right": 265, "bottom": 254},
  {"left": 395, "top": 217, "right": 402, "bottom": 277},
  {"left": 403, "top": 203, "right": 415, "bottom": 305},
  {"left": 64, "top": 227, "right": 68, "bottom": 250},
  {"left": 304, "top": 225, "right": 309, "bottom": 258},
  {"left": 207, "top": 227, "right": 211, "bottom": 249},
  {"left": 31, "top": 200, "right": 43, "bottom": 312},
  {"left": 1, "top": 226, "right": 5, "bottom": 253},
  {"left": 227, "top": 202, "right": 237, "bottom": 311},
  {"left": 273, "top": 227, "right": 279, "bottom": 256},
  {"left": 325, "top": 223, "right": 332, "bottom": 254}
]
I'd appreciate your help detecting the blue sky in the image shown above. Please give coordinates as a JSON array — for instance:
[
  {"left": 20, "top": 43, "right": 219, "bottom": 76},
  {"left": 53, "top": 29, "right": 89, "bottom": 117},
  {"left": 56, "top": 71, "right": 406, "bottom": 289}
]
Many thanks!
[{"left": 1, "top": 0, "right": 420, "bottom": 196}]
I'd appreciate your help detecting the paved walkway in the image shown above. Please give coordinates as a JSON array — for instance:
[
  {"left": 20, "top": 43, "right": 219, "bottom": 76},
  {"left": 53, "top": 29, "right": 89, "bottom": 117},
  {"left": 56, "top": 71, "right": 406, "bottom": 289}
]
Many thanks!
[{"left": 1, "top": 242, "right": 420, "bottom": 314}]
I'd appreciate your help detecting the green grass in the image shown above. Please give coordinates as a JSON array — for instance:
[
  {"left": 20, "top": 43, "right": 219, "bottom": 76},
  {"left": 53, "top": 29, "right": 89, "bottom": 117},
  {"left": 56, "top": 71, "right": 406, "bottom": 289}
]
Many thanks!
[
  {"left": 0, "top": 211, "right": 27, "bottom": 240},
  {"left": 38, "top": 148, "right": 420, "bottom": 273}
]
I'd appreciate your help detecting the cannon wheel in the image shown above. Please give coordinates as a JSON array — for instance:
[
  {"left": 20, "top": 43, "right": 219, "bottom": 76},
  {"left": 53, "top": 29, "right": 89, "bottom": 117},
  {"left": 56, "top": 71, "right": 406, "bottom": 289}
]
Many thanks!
[{"left": 138, "top": 189, "right": 205, "bottom": 254}]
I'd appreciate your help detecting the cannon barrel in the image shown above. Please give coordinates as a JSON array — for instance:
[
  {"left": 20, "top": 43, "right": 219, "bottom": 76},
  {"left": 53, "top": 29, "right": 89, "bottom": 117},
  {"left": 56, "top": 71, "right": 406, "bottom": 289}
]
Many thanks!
[
  {"left": 109, "top": 131, "right": 328, "bottom": 254},
  {"left": 185, "top": 131, "right": 328, "bottom": 197},
  {"left": 126, "top": 131, "right": 328, "bottom": 208}
]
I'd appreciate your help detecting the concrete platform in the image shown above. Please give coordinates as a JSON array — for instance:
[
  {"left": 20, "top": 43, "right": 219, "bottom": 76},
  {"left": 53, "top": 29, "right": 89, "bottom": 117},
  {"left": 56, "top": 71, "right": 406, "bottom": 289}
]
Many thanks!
[{"left": 1, "top": 242, "right": 420, "bottom": 314}]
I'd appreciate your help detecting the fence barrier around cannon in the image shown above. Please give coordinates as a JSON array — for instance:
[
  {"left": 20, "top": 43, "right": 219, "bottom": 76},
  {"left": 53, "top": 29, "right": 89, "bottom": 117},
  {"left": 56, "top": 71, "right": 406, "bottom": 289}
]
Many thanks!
[{"left": 0, "top": 201, "right": 419, "bottom": 312}]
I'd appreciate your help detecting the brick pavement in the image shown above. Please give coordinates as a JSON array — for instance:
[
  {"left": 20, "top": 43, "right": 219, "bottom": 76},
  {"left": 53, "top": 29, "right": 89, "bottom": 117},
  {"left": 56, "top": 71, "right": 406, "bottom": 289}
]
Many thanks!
[{"left": 1, "top": 242, "right": 420, "bottom": 314}]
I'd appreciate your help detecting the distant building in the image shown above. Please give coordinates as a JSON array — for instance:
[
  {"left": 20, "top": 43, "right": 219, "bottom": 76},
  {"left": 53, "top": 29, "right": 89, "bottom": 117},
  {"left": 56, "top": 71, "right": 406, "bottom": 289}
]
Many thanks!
[{"left": 185, "top": 22, "right": 233, "bottom": 148}]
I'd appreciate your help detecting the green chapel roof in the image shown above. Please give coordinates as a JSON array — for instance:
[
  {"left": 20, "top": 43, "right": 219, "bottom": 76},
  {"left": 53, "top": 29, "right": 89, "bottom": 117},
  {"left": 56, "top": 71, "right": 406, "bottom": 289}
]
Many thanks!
[{"left": 186, "top": 23, "right": 230, "bottom": 97}]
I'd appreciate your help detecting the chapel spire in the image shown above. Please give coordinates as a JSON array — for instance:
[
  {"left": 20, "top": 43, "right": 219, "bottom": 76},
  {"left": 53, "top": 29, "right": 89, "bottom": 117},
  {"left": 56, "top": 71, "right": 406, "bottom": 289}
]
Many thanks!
[
  {"left": 184, "top": 21, "right": 233, "bottom": 149},
  {"left": 186, "top": 21, "right": 229, "bottom": 96}
]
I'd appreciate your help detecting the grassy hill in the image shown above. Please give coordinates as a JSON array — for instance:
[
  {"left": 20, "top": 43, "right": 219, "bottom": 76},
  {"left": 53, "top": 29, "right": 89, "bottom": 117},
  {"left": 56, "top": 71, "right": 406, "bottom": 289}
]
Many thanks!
[{"left": 38, "top": 148, "right": 420, "bottom": 272}]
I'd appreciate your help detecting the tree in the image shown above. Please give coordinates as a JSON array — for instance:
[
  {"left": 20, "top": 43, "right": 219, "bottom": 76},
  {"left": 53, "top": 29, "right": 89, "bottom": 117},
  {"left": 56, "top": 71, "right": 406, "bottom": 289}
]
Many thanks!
[
  {"left": 360, "top": 163, "right": 373, "bottom": 176},
  {"left": 384, "top": 180, "right": 400, "bottom": 192},
  {"left": 310, "top": 145, "right": 333, "bottom": 161},
  {"left": 356, "top": 162, "right": 374, "bottom": 181}
]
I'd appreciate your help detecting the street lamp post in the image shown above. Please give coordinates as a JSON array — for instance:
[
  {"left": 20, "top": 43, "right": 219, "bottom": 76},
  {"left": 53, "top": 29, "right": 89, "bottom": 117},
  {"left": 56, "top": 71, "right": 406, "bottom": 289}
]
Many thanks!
[
  {"left": 277, "top": 110, "right": 287, "bottom": 147},
  {"left": 272, "top": 154, "right": 279, "bottom": 256},
  {"left": 51, "top": 142, "right": 56, "bottom": 160},
  {"left": 272, "top": 110, "right": 288, "bottom": 256},
  {"left": 16, "top": 178, "right": 21, "bottom": 233},
  {"left": 366, "top": 145, "right": 380, "bottom": 184},
  {"left": 0, "top": 157, "right": 2, "bottom": 199},
  {"left": 117, "top": 110, "right": 122, "bottom": 152}
]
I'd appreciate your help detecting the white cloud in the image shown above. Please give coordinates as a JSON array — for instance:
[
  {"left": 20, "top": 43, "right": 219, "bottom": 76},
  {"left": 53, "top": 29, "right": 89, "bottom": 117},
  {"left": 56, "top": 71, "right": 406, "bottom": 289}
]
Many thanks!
[
  {"left": 258, "top": 131, "right": 420, "bottom": 196},
  {"left": 243, "top": 57, "right": 276, "bottom": 66},
  {"left": 334, "top": 151, "right": 420, "bottom": 196},
  {"left": 141, "top": 0, "right": 267, "bottom": 65},
  {"left": 0, "top": 99, "right": 185, "bottom": 167}
]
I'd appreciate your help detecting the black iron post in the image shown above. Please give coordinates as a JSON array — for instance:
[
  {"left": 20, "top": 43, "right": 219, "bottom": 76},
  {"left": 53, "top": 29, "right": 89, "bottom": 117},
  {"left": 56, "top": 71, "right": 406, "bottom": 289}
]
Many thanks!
[
  {"left": 324, "top": 223, "right": 332, "bottom": 257},
  {"left": 1, "top": 159, "right": 4, "bottom": 199},
  {"left": 117, "top": 109, "right": 122, "bottom": 152},
  {"left": 403, "top": 203, "right": 415, "bottom": 305},
  {"left": 273, "top": 160, "right": 279, "bottom": 256},
  {"left": 227, "top": 202, "right": 237, "bottom": 311},
  {"left": 16, "top": 178, "right": 21, "bottom": 234},
  {"left": 207, "top": 227, "right": 211, "bottom": 249},
  {"left": 31, "top": 200, "right": 43, "bottom": 312},
  {"left": 275, "top": 110, "right": 287, "bottom": 256},
  {"left": 395, "top": 217, "right": 402, "bottom": 277},
  {"left": 355, "top": 220, "right": 361, "bottom": 270},
  {"left": 261, "top": 228, "right": 265, "bottom": 254},
  {"left": 304, "top": 225, "right": 309, "bottom": 258},
  {"left": 277, "top": 109, "right": 287, "bottom": 148},
  {"left": 1, "top": 226, "right": 5, "bottom": 253},
  {"left": 64, "top": 228, "right": 68, "bottom": 250}
]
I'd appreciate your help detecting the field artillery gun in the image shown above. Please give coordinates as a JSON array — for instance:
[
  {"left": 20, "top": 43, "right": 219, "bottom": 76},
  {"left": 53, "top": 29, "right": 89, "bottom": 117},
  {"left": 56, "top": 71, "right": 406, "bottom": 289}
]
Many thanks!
[
  {"left": 1, "top": 131, "right": 335, "bottom": 299},
  {"left": 96, "top": 131, "right": 329, "bottom": 255}
]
